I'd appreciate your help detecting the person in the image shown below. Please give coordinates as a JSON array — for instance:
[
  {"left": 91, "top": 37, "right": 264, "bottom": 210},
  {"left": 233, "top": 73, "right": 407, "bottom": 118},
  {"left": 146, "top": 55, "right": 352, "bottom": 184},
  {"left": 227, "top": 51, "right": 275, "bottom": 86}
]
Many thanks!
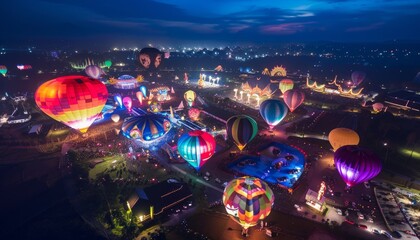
[{"left": 260, "top": 220, "right": 264, "bottom": 230}]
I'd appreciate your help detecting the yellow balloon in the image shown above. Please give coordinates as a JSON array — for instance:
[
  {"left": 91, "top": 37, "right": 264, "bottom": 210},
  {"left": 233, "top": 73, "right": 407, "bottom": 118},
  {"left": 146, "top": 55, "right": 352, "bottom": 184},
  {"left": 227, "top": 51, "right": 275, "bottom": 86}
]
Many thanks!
[{"left": 328, "top": 128, "right": 360, "bottom": 151}]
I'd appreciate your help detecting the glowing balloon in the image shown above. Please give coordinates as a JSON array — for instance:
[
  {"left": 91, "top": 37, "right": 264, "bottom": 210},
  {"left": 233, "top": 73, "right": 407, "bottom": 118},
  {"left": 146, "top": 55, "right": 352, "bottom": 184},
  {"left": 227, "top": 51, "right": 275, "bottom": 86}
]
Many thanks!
[
  {"left": 334, "top": 145, "right": 382, "bottom": 187},
  {"left": 223, "top": 176, "right": 274, "bottom": 229},
  {"left": 328, "top": 128, "right": 360, "bottom": 151},
  {"left": 177, "top": 130, "right": 216, "bottom": 170},
  {"left": 114, "top": 94, "right": 123, "bottom": 108},
  {"left": 121, "top": 113, "right": 171, "bottom": 142},
  {"left": 279, "top": 79, "right": 294, "bottom": 94},
  {"left": 136, "top": 91, "right": 144, "bottom": 105},
  {"left": 188, "top": 108, "right": 200, "bottom": 121},
  {"left": 111, "top": 114, "right": 120, "bottom": 123},
  {"left": 351, "top": 71, "right": 366, "bottom": 87},
  {"left": 85, "top": 65, "right": 105, "bottom": 79},
  {"left": 123, "top": 97, "right": 132, "bottom": 112},
  {"left": 0, "top": 65, "right": 7, "bottom": 76},
  {"left": 372, "top": 103, "right": 384, "bottom": 113},
  {"left": 104, "top": 60, "right": 112, "bottom": 69},
  {"left": 259, "top": 99, "right": 288, "bottom": 130},
  {"left": 140, "top": 85, "right": 148, "bottom": 99},
  {"left": 184, "top": 90, "right": 196, "bottom": 107},
  {"left": 35, "top": 75, "right": 108, "bottom": 133},
  {"left": 226, "top": 115, "right": 258, "bottom": 151},
  {"left": 283, "top": 89, "right": 305, "bottom": 112},
  {"left": 139, "top": 48, "right": 163, "bottom": 69}
]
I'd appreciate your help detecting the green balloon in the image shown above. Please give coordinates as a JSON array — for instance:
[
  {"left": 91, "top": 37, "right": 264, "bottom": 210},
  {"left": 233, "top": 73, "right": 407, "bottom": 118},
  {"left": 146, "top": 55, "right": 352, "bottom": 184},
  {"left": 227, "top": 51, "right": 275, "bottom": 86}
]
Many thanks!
[{"left": 104, "top": 60, "right": 112, "bottom": 68}]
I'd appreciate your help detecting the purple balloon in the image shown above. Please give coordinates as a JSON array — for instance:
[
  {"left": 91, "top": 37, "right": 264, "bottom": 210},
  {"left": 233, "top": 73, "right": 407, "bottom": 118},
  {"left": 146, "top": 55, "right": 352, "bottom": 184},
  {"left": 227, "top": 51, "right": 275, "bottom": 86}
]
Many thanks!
[{"left": 334, "top": 145, "right": 382, "bottom": 187}]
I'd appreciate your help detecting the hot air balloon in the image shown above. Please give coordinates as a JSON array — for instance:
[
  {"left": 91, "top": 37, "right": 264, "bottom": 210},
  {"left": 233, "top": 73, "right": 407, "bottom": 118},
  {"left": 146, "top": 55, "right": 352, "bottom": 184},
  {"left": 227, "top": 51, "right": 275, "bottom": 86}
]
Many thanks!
[
  {"left": 259, "top": 99, "right": 288, "bottom": 131},
  {"left": 136, "top": 91, "right": 144, "bottom": 105},
  {"left": 104, "top": 59, "right": 112, "bottom": 69},
  {"left": 334, "top": 145, "right": 382, "bottom": 187},
  {"left": 111, "top": 114, "right": 120, "bottom": 123},
  {"left": 188, "top": 108, "right": 200, "bottom": 121},
  {"left": 279, "top": 79, "right": 294, "bottom": 94},
  {"left": 223, "top": 176, "right": 274, "bottom": 230},
  {"left": 123, "top": 97, "right": 132, "bottom": 112},
  {"left": 328, "top": 128, "right": 360, "bottom": 151},
  {"left": 0, "top": 65, "right": 7, "bottom": 76},
  {"left": 184, "top": 90, "right": 196, "bottom": 107},
  {"left": 35, "top": 75, "right": 108, "bottom": 133},
  {"left": 351, "top": 71, "right": 366, "bottom": 87},
  {"left": 121, "top": 113, "right": 171, "bottom": 142},
  {"left": 85, "top": 65, "right": 105, "bottom": 79},
  {"left": 372, "top": 103, "right": 384, "bottom": 113},
  {"left": 139, "top": 48, "right": 163, "bottom": 69},
  {"left": 140, "top": 85, "right": 148, "bottom": 99},
  {"left": 177, "top": 130, "right": 216, "bottom": 170},
  {"left": 226, "top": 115, "right": 258, "bottom": 151},
  {"left": 114, "top": 94, "right": 123, "bottom": 108},
  {"left": 283, "top": 89, "right": 305, "bottom": 112}
]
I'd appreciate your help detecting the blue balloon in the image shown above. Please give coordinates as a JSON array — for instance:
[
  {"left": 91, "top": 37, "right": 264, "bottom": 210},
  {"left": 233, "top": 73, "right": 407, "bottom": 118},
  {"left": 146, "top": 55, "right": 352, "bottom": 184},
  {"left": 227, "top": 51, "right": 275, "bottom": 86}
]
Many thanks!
[
  {"left": 259, "top": 99, "right": 288, "bottom": 130},
  {"left": 114, "top": 94, "right": 123, "bottom": 108},
  {"left": 140, "top": 85, "right": 148, "bottom": 98}
]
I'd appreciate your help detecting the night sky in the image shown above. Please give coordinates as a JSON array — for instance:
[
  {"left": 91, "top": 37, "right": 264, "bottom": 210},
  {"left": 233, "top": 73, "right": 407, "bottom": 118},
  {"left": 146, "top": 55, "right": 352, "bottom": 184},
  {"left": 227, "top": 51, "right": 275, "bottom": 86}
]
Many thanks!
[{"left": 2, "top": 0, "right": 420, "bottom": 47}]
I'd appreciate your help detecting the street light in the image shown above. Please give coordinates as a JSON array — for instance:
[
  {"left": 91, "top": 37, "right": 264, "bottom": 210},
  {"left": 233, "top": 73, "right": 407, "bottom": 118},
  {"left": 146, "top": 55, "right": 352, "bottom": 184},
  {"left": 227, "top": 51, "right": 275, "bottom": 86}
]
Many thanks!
[{"left": 383, "top": 142, "right": 389, "bottom": 165}]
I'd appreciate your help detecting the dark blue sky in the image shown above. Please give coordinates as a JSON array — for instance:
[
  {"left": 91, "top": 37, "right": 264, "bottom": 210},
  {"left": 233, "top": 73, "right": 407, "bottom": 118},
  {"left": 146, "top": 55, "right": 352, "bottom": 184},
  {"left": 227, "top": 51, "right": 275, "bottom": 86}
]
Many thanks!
[{"left": 2, "top": 0, "right": 420, "bottom": 47}]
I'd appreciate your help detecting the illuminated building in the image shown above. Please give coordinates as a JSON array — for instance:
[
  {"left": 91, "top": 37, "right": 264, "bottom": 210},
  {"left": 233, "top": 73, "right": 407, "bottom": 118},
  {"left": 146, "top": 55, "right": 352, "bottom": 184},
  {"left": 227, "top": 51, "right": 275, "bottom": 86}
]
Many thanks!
[
  {"left": 126, "top": 179, "right": 193, "bottom": 222},
  {"left": 112, "top": 75, "right": 141, "bottom": 89},
  {"left": 305, "top": 182, "right": 326, "bottom": 212}
]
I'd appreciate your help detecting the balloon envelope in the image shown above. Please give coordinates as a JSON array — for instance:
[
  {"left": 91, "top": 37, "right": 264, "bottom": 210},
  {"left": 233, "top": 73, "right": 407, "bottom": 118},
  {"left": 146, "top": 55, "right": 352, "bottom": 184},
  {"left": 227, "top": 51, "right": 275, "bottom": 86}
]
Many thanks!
[
  {"left": 114, "top": 95, "right": 123, "bottom": 108},
  {"left": 177, "top": 130, "right": 216, "bottom": 170},
  {"left": 121, "top": 113, "right": 171, "bottom": 142},
  {"left": 104, "top": 60, "right": 112, "bottom": 68},
  {"left": 351, "top": 71, "right": 366, "bottom": 87},
  {"left": 136, "top": 91, "right": 144, "bottom": 105},
  {"left": 283, "top": 89, "right": 305, "bottom": 112},
  {"left": 226, "top": 115, "right": 258, "bottom": 151},
  {"left": 0, "top": 65, "right": 7, "bottom": 76},
  {"left": 372, "top": 103, "right": 384, "bottom": 112},
  {"left": 85, "top": 65, "right": 105, "bottom": 79},
  {"left": 223, "top": 176, "right": 274, "bottom": 229},
  {"left": 328, "top": 128, "right": 360, "bottom": 151},
  {"left": 279, "top": 79, "right": 294, "bottom": 94},
  {"left": 184, "top": 90, "right": 196, "bottom": 107},
  {"left": 259, "top": 99, "right": 288, "bottom": 130},
  {"left": 111, "top": 114, "right": 120, "bottom": 123},
  {"left": 188, "top": 107, "right": 200, "bottom": 121},
  {"left": 123, "top": 97, "right": 132, "bottom": 112},
  {"left": 140, "top": 85, "right": 148, "bottom": 99},
  {"left": 35, "top": 75, "right": 108, "bottom": 133},
  {"left": 139, "top": 48, "right": 163, "bottom": 69},
  {"left": 334, "top": 145, "right": 382, "bottom": 187}
]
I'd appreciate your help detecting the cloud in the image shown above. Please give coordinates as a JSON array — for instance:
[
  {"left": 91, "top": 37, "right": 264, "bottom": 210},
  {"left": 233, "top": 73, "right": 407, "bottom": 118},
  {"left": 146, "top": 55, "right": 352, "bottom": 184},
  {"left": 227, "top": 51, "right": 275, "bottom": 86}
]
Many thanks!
[
  {"left": 260, "top": 22, "right": 315, "bottom": 34},
  {"left": 346, "top": 22, "right": 385, "bottom": 32}
]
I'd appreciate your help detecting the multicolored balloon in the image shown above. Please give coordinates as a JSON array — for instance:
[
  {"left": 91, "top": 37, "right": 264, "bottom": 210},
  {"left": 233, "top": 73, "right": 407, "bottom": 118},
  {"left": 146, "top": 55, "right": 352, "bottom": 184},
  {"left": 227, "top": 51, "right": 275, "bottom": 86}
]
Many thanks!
[
  {"left": 123, "top": 97, "right": 132, "bottom": 112},
  {"left": 188, "top": 108, "right": 200, "bottom": 121},
  {"left": 283, "top": 89, "right": 305, "bottom": 112},
  {"left": 184, "top": 90, "right": 196, "bottom": 107},
  {"left": 0, "top": 65, "right": 7, "bottom": 76},
  {"left": 85, "top": 65, "right": 105, "bottom": 79},
  {"left": 223, "top": 176, "right": 274, "bottom": 229},
  {"left": 351, "top": 71, "right": 366, "bottom": 87},
  {"left": 121, "top": 113, "right": 171, "bottom": 142},
  {"left": 279, "top": 79, "right": 294, "bottom": 94},
  {"left": 177, "top": 130, "right": 216, "bottom": 170},
  {"left": 226, "top": 115, "right": 258, "bottom": 151},
  {"left": 114, "top": 94, "right": 123, "bottom": 108},
  {"left": 259, "top": 99, "right": 288, "bottom": 130},
  {"left": 328, "top": 128, "right": 360, "bottom": 151},
  {"left": 334, "top": 145, "right": 382, "bottom": 187},
  {"left": 35, "top": 75, "right": 108, "bottom": 133}
]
